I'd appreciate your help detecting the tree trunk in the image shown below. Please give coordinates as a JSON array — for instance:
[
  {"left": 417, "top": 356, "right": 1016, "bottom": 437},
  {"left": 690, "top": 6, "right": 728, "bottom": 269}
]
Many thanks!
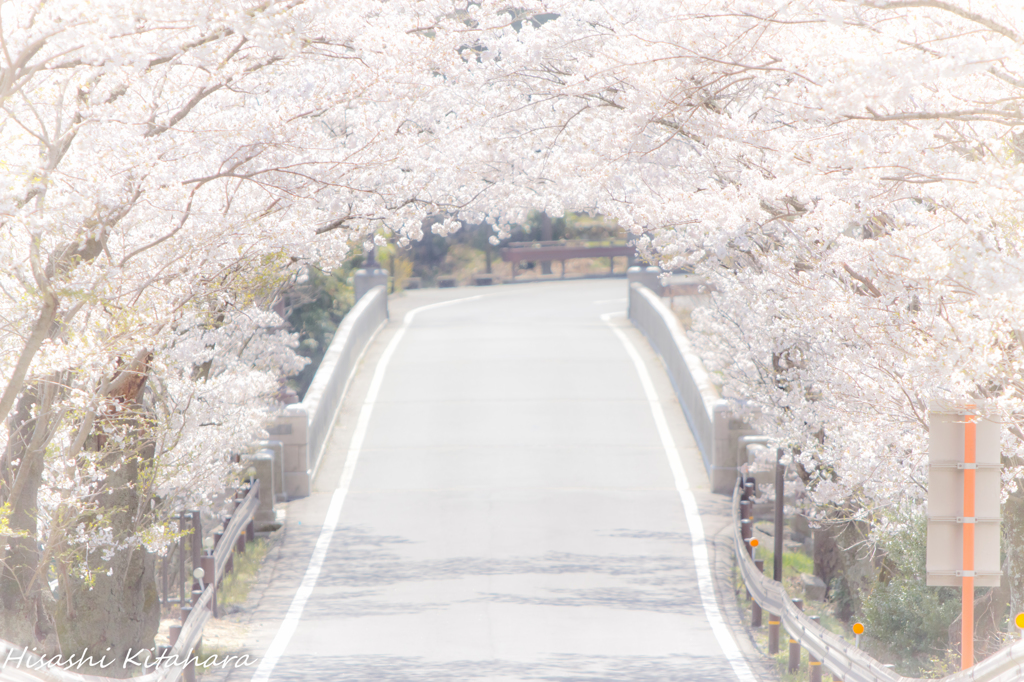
[
  {"left": 56, "top": 544, "right": 159, "bottom": 676},
  {"left": 55, "top": 361, "right": 160, "bottom": 675},
  {"left": 814, "top": 518, "right": 875, "bottom": 622},
  {"left": 1004, "top": 488, "right": 1024, "bottom": 624},
  {"left": 0, "top": 389, "right": 57, "bottom": 652}
]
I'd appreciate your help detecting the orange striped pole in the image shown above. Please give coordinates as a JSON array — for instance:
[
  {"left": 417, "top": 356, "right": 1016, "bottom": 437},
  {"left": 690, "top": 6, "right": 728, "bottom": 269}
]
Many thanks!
[{"left": 962, "top": 409, "right": 976, "bottom": 670}]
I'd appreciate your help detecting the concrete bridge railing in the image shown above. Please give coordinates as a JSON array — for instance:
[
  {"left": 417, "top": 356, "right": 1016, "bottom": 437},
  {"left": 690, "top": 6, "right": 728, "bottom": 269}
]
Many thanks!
[
  {"left": 268, "top": 284, "right": 388, "bottom": 498},
  {"left": 627, "top": 278, "right": 754, "bottom": 493}
]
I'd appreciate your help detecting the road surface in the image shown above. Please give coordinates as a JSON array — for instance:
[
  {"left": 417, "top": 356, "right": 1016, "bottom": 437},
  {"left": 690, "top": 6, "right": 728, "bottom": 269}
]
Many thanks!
[{"left": 230, "top": 279, "right": 763, "bottom": 682}]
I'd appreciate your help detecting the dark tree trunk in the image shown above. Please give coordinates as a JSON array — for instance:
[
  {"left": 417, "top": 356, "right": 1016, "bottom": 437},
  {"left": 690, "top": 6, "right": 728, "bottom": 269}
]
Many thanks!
[
  {"left": 0, "top": 388, "right": 57, "bottom": 652},
  {"left": 55, "top": 361, "right": 160, "bottom": 676}
]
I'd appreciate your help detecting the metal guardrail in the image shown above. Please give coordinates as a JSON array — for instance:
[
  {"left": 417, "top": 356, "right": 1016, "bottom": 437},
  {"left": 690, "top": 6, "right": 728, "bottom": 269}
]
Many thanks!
[
  {"left": 629, "top": 273, "right": 1024, "bottom": 680},
  {"left": 0, "top": 480, "right": 261, "bottom": 682},
  {"left": 732, "top": 482, "right": 1024, "bottom": 682}
]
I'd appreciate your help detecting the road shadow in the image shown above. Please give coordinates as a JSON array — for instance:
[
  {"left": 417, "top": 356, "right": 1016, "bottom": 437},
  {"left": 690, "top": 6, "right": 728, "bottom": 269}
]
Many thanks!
[{"left": 266, "top": 652, "right": 735, "bottom": 681}]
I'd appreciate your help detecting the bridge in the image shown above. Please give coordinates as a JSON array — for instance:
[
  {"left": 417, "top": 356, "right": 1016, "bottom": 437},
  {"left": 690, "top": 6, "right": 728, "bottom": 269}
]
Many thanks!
[{"left": 220, "top": 277, "right": 764, "bottom": 682}]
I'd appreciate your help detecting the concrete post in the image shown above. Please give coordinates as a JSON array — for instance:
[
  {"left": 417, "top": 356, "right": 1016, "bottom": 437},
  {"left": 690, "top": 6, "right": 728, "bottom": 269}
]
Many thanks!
[
  {"left": 711, "top": 402, "right": 759, "bottom": 494},
  {"left": 258, "top": 440, "right": 286, "bottom": 502},
  {"left": 242, "top": 451, "right": 275, "bottom": 529},
  {"left": 268, "top": 404, "right": 310, "bottom": 498},
  {"left": 354, "top": 268, "right": 389, "bottom": 301},
  {"left": 626, "top": 265, "right": 663, "bottom": 295}
]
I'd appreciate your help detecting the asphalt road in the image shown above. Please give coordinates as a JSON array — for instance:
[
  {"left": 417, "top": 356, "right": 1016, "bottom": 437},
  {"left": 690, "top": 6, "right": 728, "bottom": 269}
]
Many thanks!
[{"left": 231, "top": 278, "right": 764, "bottom": 682}]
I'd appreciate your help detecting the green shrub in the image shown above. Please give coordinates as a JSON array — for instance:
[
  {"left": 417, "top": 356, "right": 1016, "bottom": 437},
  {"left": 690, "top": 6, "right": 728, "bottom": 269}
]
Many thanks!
[
  {"left": 285, "top": 265, "right": 356, "bottom": 398},
  {"left": 861, "top": 511, "right": 959, "bottom": 675}
]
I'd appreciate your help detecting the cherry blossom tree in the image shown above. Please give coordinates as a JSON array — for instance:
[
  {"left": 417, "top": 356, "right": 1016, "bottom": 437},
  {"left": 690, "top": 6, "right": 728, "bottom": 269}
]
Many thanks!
[
  {"left": 6, "top": 0, "right": 1024, "bottom": 664},
  {"left": 407, "top": 0, "right": 1024, "bottom": 619},
  {"left": 0, "top": 0, "right": 485, "bottom": 666}
]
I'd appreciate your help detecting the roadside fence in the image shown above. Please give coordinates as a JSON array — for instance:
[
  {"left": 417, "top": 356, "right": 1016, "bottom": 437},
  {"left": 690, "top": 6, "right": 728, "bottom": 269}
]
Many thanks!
[
  {"left": 627, "top": 273, "right": 1024, "bottom": 682},
  {"left": 733, "top": 480, "right": 1024, "bottom": 682}
]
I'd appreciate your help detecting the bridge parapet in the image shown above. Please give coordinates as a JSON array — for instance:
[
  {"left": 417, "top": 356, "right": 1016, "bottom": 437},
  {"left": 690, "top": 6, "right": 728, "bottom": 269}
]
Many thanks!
[
  {"left": 269, "top": 284, "right": 389, "bottom": 498},
  {"left": 628, "top": 281, "right": 754, "bottom": 493}
]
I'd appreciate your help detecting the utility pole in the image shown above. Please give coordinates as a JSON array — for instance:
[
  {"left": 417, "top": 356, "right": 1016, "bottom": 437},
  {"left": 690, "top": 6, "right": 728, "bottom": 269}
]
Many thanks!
[{"left": 774, "top": 447, "right": 784, "bottom": 583}]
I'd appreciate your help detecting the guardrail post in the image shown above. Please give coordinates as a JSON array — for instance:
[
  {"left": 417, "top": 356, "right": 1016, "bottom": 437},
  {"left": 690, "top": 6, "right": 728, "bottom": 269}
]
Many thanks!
[
  {"left": 160, "top": 554, "right": 167, "bottom": 606},
  {"left": 246, "top": 518, "right": 255, "bottom": 543},
  {"left": 214, "top": 530, "right": 230, "bottom": 576},
  {"left": 751, "top": 560, "right": 763, "bottom": 627},
  {"left": 789, "top": 598, "right": 804, "bottom": 673},
  {"left": 808, "top": 616, "right": 822, "bottom": 682},
  {"left": 769, "top": 614, "right": 780, "bottom": 654},
  {"left": 789, "top": 635, "right": 801, "bottom": 673},
  {"left": 184, "top": 643, "right": 198, "bottom": 682},
  {"left": 179, "top": 511, "right": 187, "bottom": 606},
  {"left": 201, "top": 554, "right": 217, "bottom": 618},
  {"left": 190, "top": 510, "right": 202, "bottom": 579},
  {"left": 744, "top": 478, "right": 756, "bottom": 501},
  {"left": 191, "top": 588, "right": 202, "bottom": 607}
]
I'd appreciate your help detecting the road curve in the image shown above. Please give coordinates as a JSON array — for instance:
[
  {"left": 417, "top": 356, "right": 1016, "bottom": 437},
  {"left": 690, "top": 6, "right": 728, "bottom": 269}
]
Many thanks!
[{"left": 239, "top": 279, "right": 758, "bottom": 682}]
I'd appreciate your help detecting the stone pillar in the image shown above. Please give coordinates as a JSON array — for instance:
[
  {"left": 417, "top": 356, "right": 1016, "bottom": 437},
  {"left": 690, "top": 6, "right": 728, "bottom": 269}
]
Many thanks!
[
  {"left": 354, "top": 268, "right": 389, "bottom": 301},
  {"left": 711, "top": 401, "right": 758, "bottom": 495},
  {"left": 626, "top": 265, "right": 664, "bottom": 295},
  {"left": 258, "top": 440, "right": 286, "bottom": 502},
  {"left": 267, "top": 404, "right": 310, "bottom": 498},
  {"left": 711, "top": 401, "right": 736, "bottom": 494},
  {"left": 242, "top": 451, "right": 276, "bottom": 529}
]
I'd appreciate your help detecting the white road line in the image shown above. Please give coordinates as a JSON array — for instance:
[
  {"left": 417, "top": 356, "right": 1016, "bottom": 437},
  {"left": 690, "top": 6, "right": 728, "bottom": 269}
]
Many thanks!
[
  {"left": 601, "top": 312, "right": 758, "bottom": 682},
  {"left": 249, "top": 295, "right": 483, "bottom": 682}
]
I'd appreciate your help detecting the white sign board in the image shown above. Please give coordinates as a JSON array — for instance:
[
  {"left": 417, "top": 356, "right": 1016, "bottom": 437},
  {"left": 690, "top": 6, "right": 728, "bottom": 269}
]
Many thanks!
[{"left": 926, "top": 405, "right": 1001, "bottom": 587}]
